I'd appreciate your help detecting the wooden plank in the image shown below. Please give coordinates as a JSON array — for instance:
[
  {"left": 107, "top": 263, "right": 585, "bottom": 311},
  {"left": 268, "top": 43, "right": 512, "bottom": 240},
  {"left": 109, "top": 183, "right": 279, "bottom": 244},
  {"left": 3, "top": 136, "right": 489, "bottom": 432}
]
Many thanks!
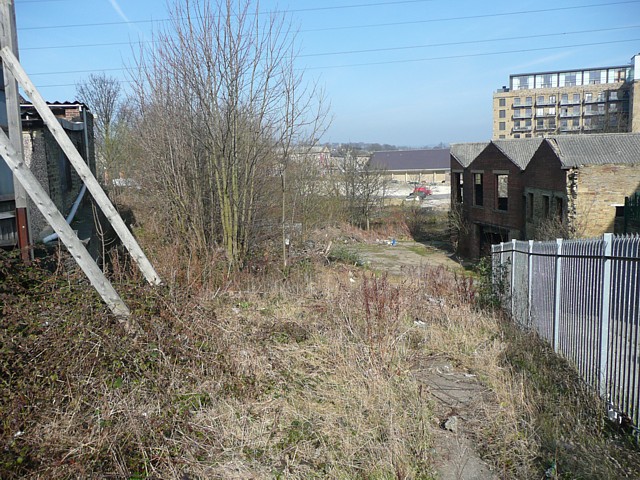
[
  {"left": 1, "top": 0, "right": 31, "bottom": 259},
  {"left": 0, "top": 127, "right": 134, "bottom": 321},
  {"left": 0, "top": 46, "right": 162, "bottom": 286}
]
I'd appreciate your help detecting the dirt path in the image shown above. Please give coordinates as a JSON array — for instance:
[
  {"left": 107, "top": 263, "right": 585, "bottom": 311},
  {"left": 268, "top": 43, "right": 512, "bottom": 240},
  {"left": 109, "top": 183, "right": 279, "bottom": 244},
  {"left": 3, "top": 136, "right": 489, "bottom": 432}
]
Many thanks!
[
  {"left": 353, "top": 240, "right": 464, "bottom": 276},
  {"left": 353, "top": 240, "right": 498, "bottom": 480}
]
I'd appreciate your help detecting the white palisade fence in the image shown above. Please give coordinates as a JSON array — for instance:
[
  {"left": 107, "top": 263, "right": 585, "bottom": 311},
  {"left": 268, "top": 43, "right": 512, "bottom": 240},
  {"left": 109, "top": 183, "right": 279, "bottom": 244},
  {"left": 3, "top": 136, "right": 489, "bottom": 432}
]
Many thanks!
[{"left": 492, "top": 234, "right": 640, "bottom": 429}]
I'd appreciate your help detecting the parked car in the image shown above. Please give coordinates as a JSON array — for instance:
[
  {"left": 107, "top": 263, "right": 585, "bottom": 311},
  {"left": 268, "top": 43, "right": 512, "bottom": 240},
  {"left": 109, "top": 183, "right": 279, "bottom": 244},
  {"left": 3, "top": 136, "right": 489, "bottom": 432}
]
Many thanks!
[{"left": 406, "top": 186, "right": 432, "bottom": 200}]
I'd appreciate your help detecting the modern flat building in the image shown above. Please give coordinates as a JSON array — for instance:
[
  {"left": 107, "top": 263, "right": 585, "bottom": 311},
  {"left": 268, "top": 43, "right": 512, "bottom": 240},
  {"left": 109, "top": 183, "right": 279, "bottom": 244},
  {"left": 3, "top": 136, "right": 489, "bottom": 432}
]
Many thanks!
[{"left": 493, "top": 53, "right": 640, "bottom": 139}]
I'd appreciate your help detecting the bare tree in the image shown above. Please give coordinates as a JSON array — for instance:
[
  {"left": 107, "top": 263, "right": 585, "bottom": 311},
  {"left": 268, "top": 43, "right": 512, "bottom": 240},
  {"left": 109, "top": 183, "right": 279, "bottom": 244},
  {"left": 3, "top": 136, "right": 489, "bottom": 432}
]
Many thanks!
[
  {"left": 132, "top": 0, "right": 326, "bottom": 269},
  {"left": 339, "top": 150, "right": 388, "bottom": 230},
  {"left": 76, "top": 73, "right": 128, "bottom": 184}
]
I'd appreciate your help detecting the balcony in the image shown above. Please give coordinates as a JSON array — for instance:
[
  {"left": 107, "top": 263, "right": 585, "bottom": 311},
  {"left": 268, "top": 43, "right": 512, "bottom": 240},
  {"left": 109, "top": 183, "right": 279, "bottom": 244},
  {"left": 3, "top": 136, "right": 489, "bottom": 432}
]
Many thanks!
[
  {"left": 560, "top": 112, "right": 581, "bottom": 118},
  {"left": 535, "top": 126, "right": 556, "bottom": 132},
  {"left": 536, "top": 100, "right": 556, "bottom": 106},
  {"left": 559, "top": 126, "right": 581, "bottom": 132},
  {"left": 513, "top": 126, "right": 532, "bottom": 132},
  {"left": 584, "top": 124, "right": 604, "bottom": 131},
  {"left": 513, "top": 113, "right": 532, "bottom": 119},
  {"left": 584, "top": 110, "right": 605, "bottom": 116},
  {"left": 560, "top": 99, "right": 581, "bottom": 106},
  {"left": 584, "top": 97, "right": 606, "bottom": 104}
]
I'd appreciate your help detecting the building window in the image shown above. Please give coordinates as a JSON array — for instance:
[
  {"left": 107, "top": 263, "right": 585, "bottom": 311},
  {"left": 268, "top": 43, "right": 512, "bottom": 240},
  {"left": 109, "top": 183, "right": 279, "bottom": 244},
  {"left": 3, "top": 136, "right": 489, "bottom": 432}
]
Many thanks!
[
  {"left": 536, "top": 107, "right": 544, "bottom": 116},
  {"left": 573, "top": 93, "right": 580, "bottom": 103},
  {"left": 610, "top": 91, "right": 618, "bottom": 101},
  {"left": 514, "top": 134, "right": 521, "bottom": 138},
  {"left": 525, "top": 96, "right": 532, "bottom": 106},
  {"left": 499, "top": 98, "right": 506, "bottom": 107},
  {"left": 525, "top": 134, "right": 532, "bottom": 138},
  {"left": 499, "top": 122, "right": 505, "bottom": 131},
  {"left": 496, "top": 175, "right": 508, "bottom": 211},
  {"left": 514, "top": 97, "right": 521, "bottom": 106},
  {"left": 499, "top": 135, "right": 505, "bottom": 139},
  {"left": 536, "top": 119, "right": 544, "bottom": 129},
  {"left": 585, "top": 92, "right": 592, "bottom": 102},
  {"left": 556, "top": 198, "right": 563, "bottom": 221},
  {"left": 548, "top": 107, "right": 556, "bottom": 115},
  {"left": 537, "top": 95, "right": 545, "bottom": 104},
  {"left": 525, "top": 108, "right": 532, "bottom": 117},
  {"left": 453, "top": 173, "right": 463, "bottom": 203},
  {"left": 474, "top": 173, "right": 483, "bottom": 207},
  {"left": 499, "top": 109, "right": 506, "bottom": 118},
  {"left": 543, "top": 195, "right": 550, "bottom": 218},
  {"left": 528, "top": 193, "right": 534, "bottom": 219},
  {"left": 561, "top": 93, "right": 569, "bottom": 105},
  {"left": 549, "top": 95, "right": 556, "bottom": 104}
]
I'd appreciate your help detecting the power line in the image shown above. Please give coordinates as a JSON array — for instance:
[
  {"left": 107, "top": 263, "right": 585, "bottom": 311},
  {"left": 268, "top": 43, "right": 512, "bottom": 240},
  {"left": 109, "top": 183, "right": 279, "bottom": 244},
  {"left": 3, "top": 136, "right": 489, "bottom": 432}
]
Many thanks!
[
  {"left": 21, "top": 24, "right": 640, "bottom": 53},
  {"left": 302, "top": 38, "right": 640, "bottom": 70},
  {"left": 300, "top": 25, "right": 640, "bottom": 57},
  {"left": 17, "top": 0, "right": 640, "bottom": 31},
  {"left": 30, "top": 37, "right": 640, "bottom": 86},
  {"left": 301, "top": 1, "right": 640, "bottom": 32}
]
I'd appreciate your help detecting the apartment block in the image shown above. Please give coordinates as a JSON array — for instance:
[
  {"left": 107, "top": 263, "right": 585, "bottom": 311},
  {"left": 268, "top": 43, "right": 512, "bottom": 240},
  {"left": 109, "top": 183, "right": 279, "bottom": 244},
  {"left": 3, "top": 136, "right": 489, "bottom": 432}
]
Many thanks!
[{"left": 493, "top": 53, "right": 640, "bottom": 139}]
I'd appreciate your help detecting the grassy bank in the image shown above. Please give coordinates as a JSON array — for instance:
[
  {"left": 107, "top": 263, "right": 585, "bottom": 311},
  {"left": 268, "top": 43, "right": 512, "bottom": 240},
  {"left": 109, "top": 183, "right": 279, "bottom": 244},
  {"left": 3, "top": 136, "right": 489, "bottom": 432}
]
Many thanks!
[{"left": 1, "top": 221, "right": 638, "bottom": 478}]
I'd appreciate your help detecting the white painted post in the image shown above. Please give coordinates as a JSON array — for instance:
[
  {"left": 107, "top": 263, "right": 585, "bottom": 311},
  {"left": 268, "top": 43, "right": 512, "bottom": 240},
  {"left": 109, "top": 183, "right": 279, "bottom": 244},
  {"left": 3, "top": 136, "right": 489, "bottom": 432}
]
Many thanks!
[
  {"left": 0, "top": 46, "right": 162, "bottom": 286},
  {"left": 553, "top": 238, "right": 563, "bottom": 353},
  {"left": 511, "top": 239, "right": 517, "bottom": 319},
  {"left": 0, "top": 128, "right": 134, "bottom": 322},
  {"left": 528, "top": 240, "right": 534, "bottom": 328},
  {"left": 599, "top": 233, "right": 613, "bottom": 397}
]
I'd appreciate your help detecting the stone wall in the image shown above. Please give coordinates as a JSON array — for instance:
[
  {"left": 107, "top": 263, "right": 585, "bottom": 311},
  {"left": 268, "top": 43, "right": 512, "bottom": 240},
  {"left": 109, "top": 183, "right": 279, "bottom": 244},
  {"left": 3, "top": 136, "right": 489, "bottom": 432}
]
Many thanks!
[
  {"left": 569, "top": 163, "right": 640, "bottom": 237},
  {"left": 22, "top": 125, "right": 89, "bottom": 240}
]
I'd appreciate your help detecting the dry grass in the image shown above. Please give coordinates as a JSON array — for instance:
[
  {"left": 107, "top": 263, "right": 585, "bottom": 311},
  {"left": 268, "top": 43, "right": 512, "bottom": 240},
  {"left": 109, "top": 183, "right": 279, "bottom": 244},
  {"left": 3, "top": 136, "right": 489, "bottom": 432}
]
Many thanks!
[{"left": 2, "top": 226, "right": 639, "bottom": 479}]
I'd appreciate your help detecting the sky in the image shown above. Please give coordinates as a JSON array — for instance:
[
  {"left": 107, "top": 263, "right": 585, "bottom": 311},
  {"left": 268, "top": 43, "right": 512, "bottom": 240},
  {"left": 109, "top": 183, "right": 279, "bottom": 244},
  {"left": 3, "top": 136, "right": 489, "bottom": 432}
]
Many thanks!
[{"left": 13, "top": 0, "right": 640, "bottom": 147}]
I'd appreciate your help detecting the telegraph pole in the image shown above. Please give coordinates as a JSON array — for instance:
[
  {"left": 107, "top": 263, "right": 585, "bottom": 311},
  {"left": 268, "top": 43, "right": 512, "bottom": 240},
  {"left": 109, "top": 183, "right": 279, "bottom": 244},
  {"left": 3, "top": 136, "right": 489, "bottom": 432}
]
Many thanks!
[{"left": 0, "top": 0, "right": 31, "bottom": 260}]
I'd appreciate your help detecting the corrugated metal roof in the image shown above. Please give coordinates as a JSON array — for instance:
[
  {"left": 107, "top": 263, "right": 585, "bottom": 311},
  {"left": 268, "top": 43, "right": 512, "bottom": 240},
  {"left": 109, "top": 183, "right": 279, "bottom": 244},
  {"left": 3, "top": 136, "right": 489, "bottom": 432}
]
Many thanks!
[
  {"left": 450, "top": 142, "right": 489, "bottom": 167},
  {"left": 493, "top": 138, "right": 544, "bottom": 170},
  {"left": 547, "top": 133, "right": 640, "bottom": 167},
  {"left": 370, "top": 148, "right": 450, "bottom": 171}
]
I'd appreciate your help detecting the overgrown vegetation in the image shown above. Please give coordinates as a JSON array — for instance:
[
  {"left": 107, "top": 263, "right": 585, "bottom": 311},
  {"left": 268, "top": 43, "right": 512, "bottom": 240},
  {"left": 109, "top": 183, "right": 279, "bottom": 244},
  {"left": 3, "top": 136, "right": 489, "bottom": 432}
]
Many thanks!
[
  {"left": 3, "top": 207, "right": 639, "bottom": 478},
  {"left": 6, "top": 0, "right": 638, "bottom": 477}
]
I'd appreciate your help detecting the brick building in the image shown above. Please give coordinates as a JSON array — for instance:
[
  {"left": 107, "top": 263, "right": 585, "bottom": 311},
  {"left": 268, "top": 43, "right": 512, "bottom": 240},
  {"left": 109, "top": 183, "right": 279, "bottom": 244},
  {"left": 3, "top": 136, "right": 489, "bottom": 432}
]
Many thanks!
[
  {"left": 492, "top": 53, "right": 640, "bottom": 139},
  {"left": 0, "top": 101, "right": 96, "bottom": 246},
  {"left": 451, "top": 133, "right": 640, "bottom": 258}
]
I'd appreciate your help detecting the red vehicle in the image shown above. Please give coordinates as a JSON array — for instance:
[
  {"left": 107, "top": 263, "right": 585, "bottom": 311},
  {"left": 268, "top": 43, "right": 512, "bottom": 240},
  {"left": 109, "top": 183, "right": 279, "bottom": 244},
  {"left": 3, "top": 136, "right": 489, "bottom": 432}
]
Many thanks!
[{"left": 407, "top": 185, "right": 433, "bottom": 200}]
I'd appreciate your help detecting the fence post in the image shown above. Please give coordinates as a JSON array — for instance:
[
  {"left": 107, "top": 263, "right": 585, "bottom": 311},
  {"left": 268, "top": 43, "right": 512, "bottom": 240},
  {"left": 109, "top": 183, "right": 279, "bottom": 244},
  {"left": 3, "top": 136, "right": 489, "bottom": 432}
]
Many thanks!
[
  {"left": 511, "top": 239, "right": 517, "bottom": 318},
  {"left": 553, "top": 238, "right": 563, "bottom": 353},
  {"left": 599, "top": 233, "right": 613, "bottom": 397},
  {"left": 528, "top": 240, "right": 534, "bottom": 328}
]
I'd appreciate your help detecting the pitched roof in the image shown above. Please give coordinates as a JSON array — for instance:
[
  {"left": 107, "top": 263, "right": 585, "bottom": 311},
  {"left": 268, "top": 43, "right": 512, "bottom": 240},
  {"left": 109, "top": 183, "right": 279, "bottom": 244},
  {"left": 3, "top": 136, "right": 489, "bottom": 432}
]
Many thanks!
[
  {"left": 450, "top": 142, "right": 490, "bottom": 167},
  {"left": 547, "top": 133, "right": 640, "bottom": 167},
  {"left": 369, "top": 148, "right": 450, "bottom": 171},
  {"left": 492, "top": 138, "right": 544, "bottom": 170}
]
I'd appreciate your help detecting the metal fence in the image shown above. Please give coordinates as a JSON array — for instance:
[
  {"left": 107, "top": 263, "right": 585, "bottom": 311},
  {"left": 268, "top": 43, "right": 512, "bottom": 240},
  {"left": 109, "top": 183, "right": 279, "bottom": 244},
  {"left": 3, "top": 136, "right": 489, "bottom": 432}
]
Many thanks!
[{"left": 492, "top": 234, "right": 640, "bottom": 428}]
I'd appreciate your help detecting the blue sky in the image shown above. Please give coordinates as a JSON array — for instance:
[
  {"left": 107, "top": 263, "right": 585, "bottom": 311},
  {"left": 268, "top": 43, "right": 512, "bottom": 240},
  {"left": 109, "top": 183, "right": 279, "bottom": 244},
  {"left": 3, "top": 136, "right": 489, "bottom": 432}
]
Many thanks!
[{"left": 15, "top": 0, "right": 640, "bottom": 147}]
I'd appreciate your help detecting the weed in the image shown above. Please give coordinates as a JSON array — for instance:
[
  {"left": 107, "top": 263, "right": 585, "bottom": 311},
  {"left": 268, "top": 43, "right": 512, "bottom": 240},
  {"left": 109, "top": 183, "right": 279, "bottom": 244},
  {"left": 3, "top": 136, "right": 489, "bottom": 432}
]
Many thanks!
[{"left": 327, "top": 245, "right": 363, "bottom": 266}]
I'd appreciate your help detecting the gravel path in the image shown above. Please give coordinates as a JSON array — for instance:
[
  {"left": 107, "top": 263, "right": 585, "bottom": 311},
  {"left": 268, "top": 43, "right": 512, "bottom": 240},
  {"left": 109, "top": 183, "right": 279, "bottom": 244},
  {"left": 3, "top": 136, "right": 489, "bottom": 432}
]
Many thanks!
[{"left": 354, "top": 240, "right": 498, "bottom": 480}]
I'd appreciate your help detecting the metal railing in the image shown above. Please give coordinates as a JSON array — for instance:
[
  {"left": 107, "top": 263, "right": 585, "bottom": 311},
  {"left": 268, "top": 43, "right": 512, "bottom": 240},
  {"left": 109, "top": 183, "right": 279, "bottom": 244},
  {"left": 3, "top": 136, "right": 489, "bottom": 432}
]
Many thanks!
[{"left": 492, "top": 234, "right": 640, "bottom": 429}]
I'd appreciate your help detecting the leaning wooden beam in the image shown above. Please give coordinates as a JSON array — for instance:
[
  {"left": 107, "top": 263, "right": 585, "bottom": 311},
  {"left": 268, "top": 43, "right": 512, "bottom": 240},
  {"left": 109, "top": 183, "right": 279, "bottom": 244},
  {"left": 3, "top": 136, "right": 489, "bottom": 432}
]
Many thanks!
[
  {"left": 0, "top": 46, "right": 162, "bottom": 286},
  {"left": 0, "top": 128, "right": 134, "bottom": 321}
]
